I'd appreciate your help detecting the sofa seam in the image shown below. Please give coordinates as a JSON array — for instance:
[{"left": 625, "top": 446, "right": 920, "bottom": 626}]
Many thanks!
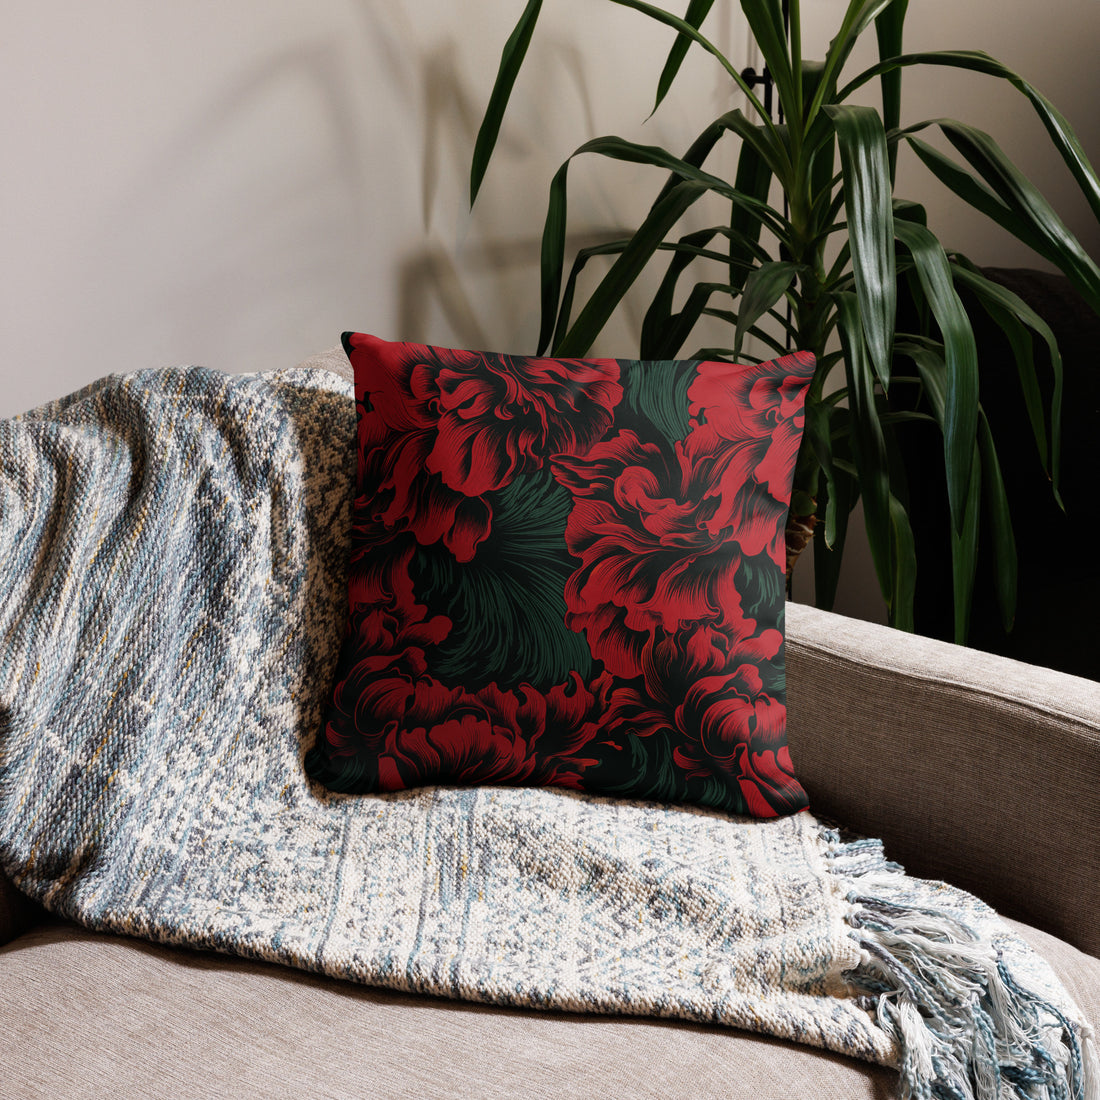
[{"left": 787, "top": 639, "right": 1100, "bottom": 738}]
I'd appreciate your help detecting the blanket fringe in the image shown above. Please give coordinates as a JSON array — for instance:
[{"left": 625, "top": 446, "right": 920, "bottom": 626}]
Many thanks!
[{"left": 829, "top": 836, "right": 1098, "bottom": 1100}]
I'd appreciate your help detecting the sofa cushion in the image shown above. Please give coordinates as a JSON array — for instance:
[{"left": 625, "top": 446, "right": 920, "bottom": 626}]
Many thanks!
[
  {"left": 308, "top": 333, "right": 817, "bottom": 817},
  {"left": 0, "top": 917, "right": 1092, "bottom": 1100},
  {"left": 785, "top": 601, "right": 1100, "bottom": 957},
  {"left": 0, "top": 921, "right": 891, "bottom": 1099}
]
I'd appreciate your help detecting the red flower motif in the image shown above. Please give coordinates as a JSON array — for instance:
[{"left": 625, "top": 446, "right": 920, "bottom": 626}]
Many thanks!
[
  {"left": 549, "top": 354, "right": 814, "bottom": 679},
  {"left": 344, "top": 538, "right": 452, "bottom": 663},
  {"left": 347, "top": 333, "right": 623, "bottom": 560},
  {"left": 326, "top": 658, "right": 604, "bottom": 791},
  {"left": 686, "top": 352, "right": 815, "bottom": 566},
  {"left": 599, "top": 626, "right": 808, "bottom": 817},
  {"left": 551, "top": 429, "right": 757, "bottom": 679},
  {"left": 354, "top": 394, "right": 492, "bottom": 563}
]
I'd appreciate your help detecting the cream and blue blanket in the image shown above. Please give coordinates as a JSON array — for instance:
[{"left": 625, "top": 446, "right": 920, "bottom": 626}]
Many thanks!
[{"left": 0, "top": 364, "right": 1094, "bottom": 1100}]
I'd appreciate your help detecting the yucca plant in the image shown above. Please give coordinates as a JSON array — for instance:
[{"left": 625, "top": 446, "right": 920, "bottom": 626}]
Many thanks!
[{"left": 469, "top": 0, "right": 1100, "bottom": 641}]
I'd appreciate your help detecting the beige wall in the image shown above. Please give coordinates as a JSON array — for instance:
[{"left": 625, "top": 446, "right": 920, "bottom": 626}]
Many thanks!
[
  {"left": 3, "top": 1, "right": 1097, "bottom": 620},
  {"left": 6, "top": 2, "right": 1093, "bottom": 413},
  {"left": 0, "top": 0, "right": 748, "bottom": 415}
]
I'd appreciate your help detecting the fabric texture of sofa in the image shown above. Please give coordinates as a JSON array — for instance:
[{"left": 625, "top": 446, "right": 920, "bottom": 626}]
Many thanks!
[{"left": 2, "top": 595, "right": 1097, "bottom": 1099}]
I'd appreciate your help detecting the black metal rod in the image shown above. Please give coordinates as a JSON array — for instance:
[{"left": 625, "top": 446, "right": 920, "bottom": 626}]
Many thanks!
[{"left": 739, "top": 65, "right": 773, "bottom": 118}]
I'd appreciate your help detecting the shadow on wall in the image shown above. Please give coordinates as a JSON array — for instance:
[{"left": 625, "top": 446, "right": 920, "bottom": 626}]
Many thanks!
[
  {"left": 416, "top": 34, "right": 597, "bottom": 237},
  {"left": 395, "top": 229, "right": 650, "bottom": 358},
  {"left": 113, "top": 37, "right": 369, "bottom": 220},
  {"left": 98, "top": 35, "right": 375, "bottom": 370}
]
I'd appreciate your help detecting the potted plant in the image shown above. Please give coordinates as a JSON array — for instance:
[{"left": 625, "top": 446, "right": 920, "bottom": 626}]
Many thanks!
[{"left": 469, "top": 0, "right": 1100, "bottom": 641}]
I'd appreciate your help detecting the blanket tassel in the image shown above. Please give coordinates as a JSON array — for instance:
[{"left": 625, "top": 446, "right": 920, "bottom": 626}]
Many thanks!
[{"left": 830, "top": 837, "right": 1098, "bottom": 1100}]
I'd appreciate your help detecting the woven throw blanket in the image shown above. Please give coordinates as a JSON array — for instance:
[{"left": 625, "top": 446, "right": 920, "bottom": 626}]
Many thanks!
[{"left": 0, "top": 364, "right": 1095, "bottom": 1100}]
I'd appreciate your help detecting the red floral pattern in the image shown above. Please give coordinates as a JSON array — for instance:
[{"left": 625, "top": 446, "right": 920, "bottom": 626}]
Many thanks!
[
  {"left": 686, "top": 355, "right": 814, "bottom": 565},
  {"left": 349, "top": 332, "right": 622, "bottom": 561},
  {"left": 309, "top": 335, "right": 816, "bottom": 817},
  {"left": 329, "top": 653, "right": 603, "bottom": 791},
  {"left": 597, "top": 625, "right": 805, "bottom": 816},
  {"left": 551, "top": 428, "right": 756, "bottom": 679}
]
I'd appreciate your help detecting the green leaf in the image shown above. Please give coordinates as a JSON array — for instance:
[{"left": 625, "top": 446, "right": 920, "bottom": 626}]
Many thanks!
[
  {"left": 950, "top": 262, "right": 1064, "bottom": 502},
  {"left": 538, "top": 159, "right": 571, "bottom": 354},
  {"left": 804, "top": 397, "right": 840, "bottom": 544},
  {"left": 606, "top": 0, "right": 776, "bottom": 127},
  {"left": 809, "top": 0, "right": 899, "bottom": 123},
  {"left": 653, "top": 0, "right": 716, "bottom": 114},
  {"left": 808, "top": 403, "right": 859, "bottom": 610},
  {"left": 713, "top": 110, "right": 793, "bottom": 187},
  {"left": 554, "top": 179, "right": 711, "bottom": 356},
  {"left": 977, "top": 412, "right": 1017, "bottom": 633},
  {"left": 737, "top": 0, "right": 799, "bottom": 125},
  {"left": 892, "top": 198, "right": 927, "bottom": 226},
  {"left": 470, "top": 0, "right": 543, "bottom": 203},
  {"left": 653, "top": 281, "right": 722, "bottom": 360},
  {"left": 734, "top": 262, "right": 800, "bottom": 358},
  {"left": 877, "top": 410, "right": 937, "bottom": 429},
  {"left": 643, "top": 113, "right": 784, "bottom": 350},
  {"left": 540, "top": 129, "right": 793, "bottom": 356},
  {"left": 812, "top": 480, "right": 851, "bottom": 611},
  {"left": 873, "top": 0, "right": 907, "bottom": 180},
  {"left": 949, "top": 444, "right": 981, "bottom": 644},
  {"left": 937, "top": 120, "right": 1100, "bottom": 313},
  {"left": 835, "top": 292, "right": 893, "bottom": 606},
  {"left": 692, "top": 316, "right": 790, "bottom": 358},
  {"left": 947, "top": 265, "right": 1044, "bottom": 462},
  {"left": 893, "top": 339, "right": 947, "bottom": 421},
  {"left": 903, "top": 135, "right": 1054, "bottom": 262},
  {"left": 824, "top": 465, "right": 854, "bottom": 553},
  {"left": 888, "top": 492, "right": 917, "bottom": 632},
  {"left": 656, "top": 279, "right": 791, "bottom": 360},
  {"left": 803, "top": 395, "right": 835, "bottom": 492},
  {"left": 554, "top": 238, "right": 631, "bottom": 355},
  {"left": 568, "top": 234, "right": 740, "bottom": 359},
  {"left": 643, "top": 228, "right": 728, "bottom": 356},
  {"left": 568, "top": 135, "right": 787, "bottom": 234},
  {"left": 639, "top": 133, "right": 773, "bottom": 355},
  {"left": 800, "top": 62, "right": 837, "bottom": 209},
  {"left": 893, "top": 219, "right": 978, "bottom": 533},
  {"left": 827, "top": 327, "right": 915, "bottom": 629},
  {"left": 729, "top": 138, "right": 774, "bottom": 291},
  {"left": 537, "top": 131, "right": 787, "bottom": 354},
  {"left": 891, "top": 342, "right": 990, "bottom": 643},
  {"left": 826, "top": 104, "right": 896, "bottom": 386},
  {"left": 651, "top": 110, "right": 788, "bottom": 211},
  {"left": 841, "top": 50, "right": 1100, "bottom": 224}
]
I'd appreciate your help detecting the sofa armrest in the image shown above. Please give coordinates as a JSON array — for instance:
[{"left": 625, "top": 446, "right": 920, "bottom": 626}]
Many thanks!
[
  {"left": 784, "top": 601, "right": 1100, "bottom": 957},
  {"left": 0, "top": 870, "right": 43, "bottom": 947}
]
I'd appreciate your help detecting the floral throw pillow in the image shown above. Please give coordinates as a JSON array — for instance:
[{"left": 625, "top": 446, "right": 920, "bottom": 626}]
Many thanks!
[{"left": 306, "top": 333, "right": 816, "bottom": 817}]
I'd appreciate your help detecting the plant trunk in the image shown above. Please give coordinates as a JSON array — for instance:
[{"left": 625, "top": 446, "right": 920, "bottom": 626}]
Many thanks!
[{"left": 784, "top": 506, "right": 818, "bottom": 587}]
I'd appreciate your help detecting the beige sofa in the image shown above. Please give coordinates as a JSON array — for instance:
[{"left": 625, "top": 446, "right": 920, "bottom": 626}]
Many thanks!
[{"left": 2, "top": 602, "right": 1097, "bottom": 1099}]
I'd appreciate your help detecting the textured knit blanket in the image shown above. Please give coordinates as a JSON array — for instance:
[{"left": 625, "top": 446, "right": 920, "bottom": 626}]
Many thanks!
[{"left": 0, "top": 363, "right": 1095, "bottom": 1100}]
